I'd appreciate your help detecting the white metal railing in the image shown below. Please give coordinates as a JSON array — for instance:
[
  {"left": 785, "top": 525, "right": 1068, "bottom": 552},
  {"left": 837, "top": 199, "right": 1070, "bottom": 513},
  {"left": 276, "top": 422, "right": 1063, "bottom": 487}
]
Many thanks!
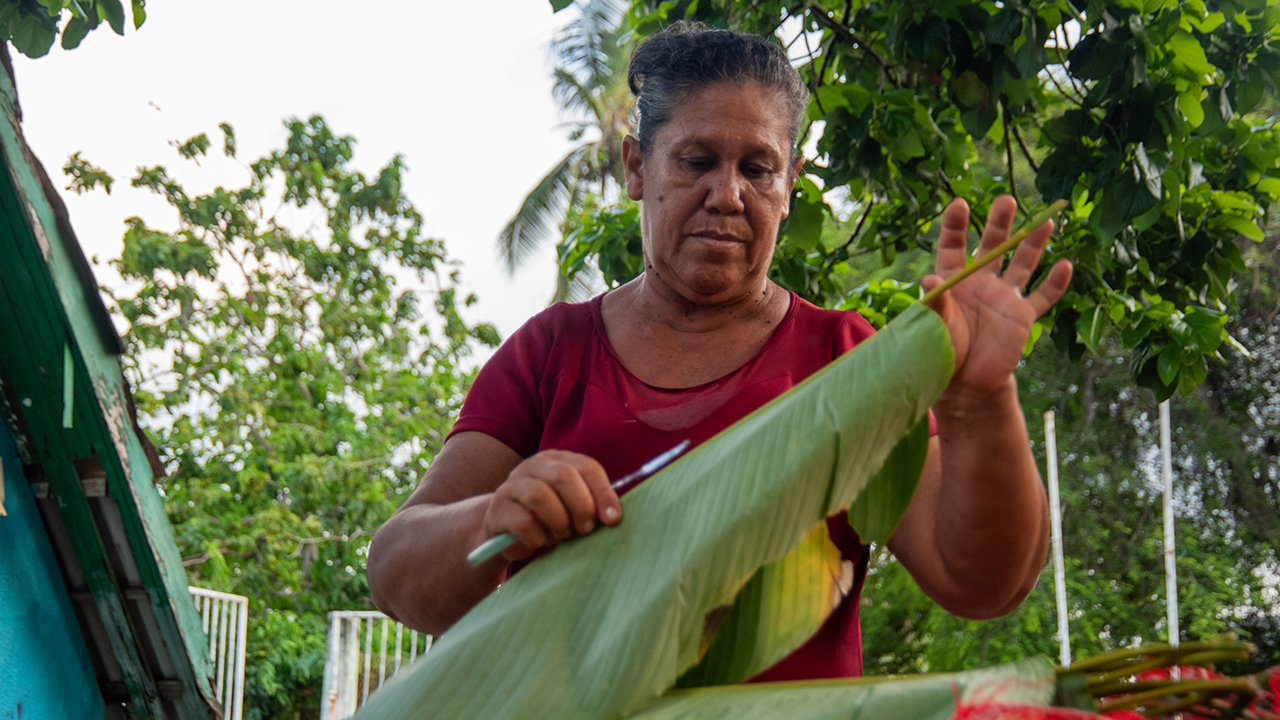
[
  {"left": 321, "top": 611, "right": 434, "bottom": 719},
  {"left": 190, "top": 586, "right": 248, "bottom": 720}
]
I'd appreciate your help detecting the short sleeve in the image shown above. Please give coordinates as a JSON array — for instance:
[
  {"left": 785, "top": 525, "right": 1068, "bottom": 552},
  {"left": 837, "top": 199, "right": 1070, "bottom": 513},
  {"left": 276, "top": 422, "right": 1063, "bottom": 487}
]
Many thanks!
[
  {"left": 832, "top": 312, "right": 877, "bottom": 357},
  {"left": 447, "top": 316, "right": 549, "bottom": 457}
]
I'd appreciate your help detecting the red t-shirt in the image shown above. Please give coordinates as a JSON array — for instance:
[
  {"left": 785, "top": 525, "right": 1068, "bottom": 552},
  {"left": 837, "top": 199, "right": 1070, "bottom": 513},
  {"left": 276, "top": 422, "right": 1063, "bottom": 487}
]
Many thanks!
[{"left": 450, "top": 291, "right": 878, "bottom": 681}]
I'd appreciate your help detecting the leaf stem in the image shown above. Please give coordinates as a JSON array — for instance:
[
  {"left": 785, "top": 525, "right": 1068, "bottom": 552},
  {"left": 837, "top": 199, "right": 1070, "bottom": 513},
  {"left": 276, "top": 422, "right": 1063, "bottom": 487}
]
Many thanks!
[
  {"left": 1086, "top": 649, "right": 1252, "bottom": 687},
  {"left": 920, "top": 199, "right": 1069, "bottom": 306},
  {"left": 1062, "top": 637, "right": 1251, "bottom": 673},
  {"left": 1094, "top": 679, "right": 1255, "bottom": 713}
]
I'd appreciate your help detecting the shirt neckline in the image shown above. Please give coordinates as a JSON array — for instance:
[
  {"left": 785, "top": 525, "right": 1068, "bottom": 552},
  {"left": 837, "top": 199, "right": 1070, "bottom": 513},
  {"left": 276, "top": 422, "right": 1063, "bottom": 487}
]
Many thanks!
[{"left": 589, "top": 289, "right": 800, "bottom": 394}]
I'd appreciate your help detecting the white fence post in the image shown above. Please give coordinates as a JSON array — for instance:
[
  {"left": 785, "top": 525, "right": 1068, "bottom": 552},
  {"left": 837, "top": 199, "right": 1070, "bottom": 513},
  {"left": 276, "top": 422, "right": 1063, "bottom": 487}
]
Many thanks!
[
  {"left": 321, "top": 611, "right": 434, "bottom": 719},
  {"left": 189, "top": 586, "right": 249, "bottom": 720},
  {"left": 1160, "top": 401, "right": 1180, "bottom": 656},
  {"left": 1045, "top": 411, "right": 1072, "bottom": 667}
]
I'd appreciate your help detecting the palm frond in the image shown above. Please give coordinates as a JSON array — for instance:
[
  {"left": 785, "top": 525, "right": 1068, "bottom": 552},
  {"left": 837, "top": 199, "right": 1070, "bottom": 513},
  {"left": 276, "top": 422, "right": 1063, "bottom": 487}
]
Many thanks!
[
  {"left": 552, "top": 263, "right": 607, "bottom": 303},
  {"left": 552, "top": 67, "right": 602, "bottom": 122},
  {"left": 497, "top": 147, "right": 586, "bottom": 273},
  {"left": 552, "top": 0, "right": 629, "bottom": 91},
  {"left": 501, "top": 0, "right": 633, "bottom": 276}
]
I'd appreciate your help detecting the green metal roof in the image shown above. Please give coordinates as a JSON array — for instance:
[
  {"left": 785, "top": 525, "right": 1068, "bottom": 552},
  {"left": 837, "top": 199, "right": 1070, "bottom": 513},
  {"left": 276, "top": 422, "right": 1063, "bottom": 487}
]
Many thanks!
[{"left": 0, "top": 47, "right": 219, "bottom": 718}]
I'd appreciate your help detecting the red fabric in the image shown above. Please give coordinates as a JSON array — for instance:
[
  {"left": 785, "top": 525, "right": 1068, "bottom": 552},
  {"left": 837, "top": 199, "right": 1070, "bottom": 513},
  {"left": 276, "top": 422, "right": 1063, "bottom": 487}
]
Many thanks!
[
  {"left": 451, "top": 291, "right": 881, "bottom": 680},
  {"left": 953, "top": 705, "right": 1108, "bottom": 719},
  {"left": 1107, "top": 665, "right": 1280, "bottom": 719}
]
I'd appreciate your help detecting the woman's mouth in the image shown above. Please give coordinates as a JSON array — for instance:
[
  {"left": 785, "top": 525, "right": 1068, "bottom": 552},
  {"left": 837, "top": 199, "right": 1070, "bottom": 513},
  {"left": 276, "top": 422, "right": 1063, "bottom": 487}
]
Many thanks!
[{"left": 690, "top": 232, "right": 745, "bottom": 249}]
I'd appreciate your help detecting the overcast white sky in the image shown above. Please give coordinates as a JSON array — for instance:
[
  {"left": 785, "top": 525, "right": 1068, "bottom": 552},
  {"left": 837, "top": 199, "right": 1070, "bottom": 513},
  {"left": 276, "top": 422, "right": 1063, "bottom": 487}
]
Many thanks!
[{"left": 12, "top": 0, "right": 575, "bottom": 340}]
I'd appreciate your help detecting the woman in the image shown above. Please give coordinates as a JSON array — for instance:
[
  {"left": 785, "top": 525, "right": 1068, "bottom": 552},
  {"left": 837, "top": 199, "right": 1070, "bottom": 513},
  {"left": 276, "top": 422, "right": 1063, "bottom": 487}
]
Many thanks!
[{"left": 367, "top": 22, "right": 1073, "bottom": 680}]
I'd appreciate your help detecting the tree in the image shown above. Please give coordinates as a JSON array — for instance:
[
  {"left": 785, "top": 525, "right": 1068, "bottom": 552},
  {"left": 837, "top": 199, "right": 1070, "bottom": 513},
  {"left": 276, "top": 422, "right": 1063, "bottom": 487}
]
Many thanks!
[
  {"left": 1, "top": 0, "right": 146, "bottom": 57},
  {"left": 497, "top": 0, "right": 634, "bottom": 298},
  {"left": 562, "top": 0, "right": 1280, "bottom": 400},
  {"left": 66, "top": 116, "right": 497, "bottom": 718}
]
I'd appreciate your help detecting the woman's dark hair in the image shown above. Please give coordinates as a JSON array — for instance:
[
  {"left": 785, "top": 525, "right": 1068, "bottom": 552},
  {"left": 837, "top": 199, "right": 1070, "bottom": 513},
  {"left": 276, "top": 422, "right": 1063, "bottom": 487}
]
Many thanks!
[{"left": 627, "top": 21, "right": 809, "bottom": 156}]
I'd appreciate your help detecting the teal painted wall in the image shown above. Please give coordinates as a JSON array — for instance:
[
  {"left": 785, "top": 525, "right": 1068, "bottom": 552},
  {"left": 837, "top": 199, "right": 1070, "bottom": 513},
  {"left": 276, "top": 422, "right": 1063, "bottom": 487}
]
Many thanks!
[{"left": 0, "top": 422, "right": 103, "bottom": 719}]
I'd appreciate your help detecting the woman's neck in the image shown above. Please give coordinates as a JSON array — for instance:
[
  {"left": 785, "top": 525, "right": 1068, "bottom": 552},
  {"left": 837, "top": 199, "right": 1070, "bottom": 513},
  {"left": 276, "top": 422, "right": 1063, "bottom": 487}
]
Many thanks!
[
  {"left": 600, "top": 273, "right": 792, "bottom": 389},
  {"left": 613, "top": 272, "right": 786, "bottom": 335}
]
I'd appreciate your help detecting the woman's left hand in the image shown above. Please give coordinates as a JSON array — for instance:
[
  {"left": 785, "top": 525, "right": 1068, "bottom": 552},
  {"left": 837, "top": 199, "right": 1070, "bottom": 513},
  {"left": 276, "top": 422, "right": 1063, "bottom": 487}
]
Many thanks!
[{"left": 923, "top": 195, "right": 1073, "bottom": 395}]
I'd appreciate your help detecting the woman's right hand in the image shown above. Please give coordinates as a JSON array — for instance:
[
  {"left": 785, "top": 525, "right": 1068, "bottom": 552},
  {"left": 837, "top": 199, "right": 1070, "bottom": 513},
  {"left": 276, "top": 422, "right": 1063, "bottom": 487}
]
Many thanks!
[{"left": 481, "top": 450, "right": 622, "bottom": 563}]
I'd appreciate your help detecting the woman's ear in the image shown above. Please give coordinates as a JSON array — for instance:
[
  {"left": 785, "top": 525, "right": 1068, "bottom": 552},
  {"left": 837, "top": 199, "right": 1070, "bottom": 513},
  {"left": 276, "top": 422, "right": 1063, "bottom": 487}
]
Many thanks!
[
  {"left": 622, "top": 136, "right": 644, "bottom": 200},
  {"left": 789, "top": 155, "right": 805, "bottom": 188},
  {"left": 779, "top": 155, "right": 806, "bottom": 220}
]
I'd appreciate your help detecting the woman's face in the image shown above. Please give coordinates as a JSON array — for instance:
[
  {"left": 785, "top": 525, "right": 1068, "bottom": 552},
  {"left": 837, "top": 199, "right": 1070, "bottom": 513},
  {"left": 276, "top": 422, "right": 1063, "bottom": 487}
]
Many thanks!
[{"left": 623, "top": 81, "right": 802, "bottom": 306}]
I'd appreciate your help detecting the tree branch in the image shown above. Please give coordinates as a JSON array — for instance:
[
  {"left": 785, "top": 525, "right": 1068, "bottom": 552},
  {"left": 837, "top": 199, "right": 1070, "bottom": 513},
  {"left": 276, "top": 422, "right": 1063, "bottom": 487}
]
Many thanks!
[
  {"left": 182, "top": 552, "right": 211, "bottom": 568},
  {"left": 830, "top": 199, "right": 876, "bottom": 264},
  {"left": 1051, "top": 25, "right": 1090, "bottom": 101},
  {"left": 805, "top": 1, "right": 894, "bottom": 78},
  {"left": 798, "top": 24, "right": 844, "bottom": 150},
  {"left": 1011, "top": 122, "right": 1040, "bottom": 173},
  {"left": 1002, "top": 103, "right": 1021, "bottom": 209},
  {"left": 1045, "top": 64, "right": 1087, "bottom": 106}
]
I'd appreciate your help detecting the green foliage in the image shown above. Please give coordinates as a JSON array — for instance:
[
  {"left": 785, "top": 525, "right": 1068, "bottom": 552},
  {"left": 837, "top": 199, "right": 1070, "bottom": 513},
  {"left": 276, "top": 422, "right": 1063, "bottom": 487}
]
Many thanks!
[
  {"left": 561, "top": 0, "right": 1280, "bottom": 400},
  {"left": 62, "top": 150, "right": 113, "bottom": 194},
  {"left": 558, "top": 195, "right": 643, "bottom": 287},
  {"left": 75, "top": 116, "right": 496, "bottom": 718},
  {"left": 636, "top": 658, "right": 1058, "bottom": 718},
  {"left": 0, "top": 0, "right": 145, "bottom": 57},
  {"left": 501, "top": 0, "right": 635, "bottom": 299},
  {"left": 174, "top": 132, "right": 212, "bottom": 160}
]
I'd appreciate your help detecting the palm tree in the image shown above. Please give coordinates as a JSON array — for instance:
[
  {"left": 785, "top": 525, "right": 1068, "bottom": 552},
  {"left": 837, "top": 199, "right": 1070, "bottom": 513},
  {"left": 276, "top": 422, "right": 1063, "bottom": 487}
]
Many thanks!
[{"left": 498, "top": 0, "right": 634, "bottom": 298}]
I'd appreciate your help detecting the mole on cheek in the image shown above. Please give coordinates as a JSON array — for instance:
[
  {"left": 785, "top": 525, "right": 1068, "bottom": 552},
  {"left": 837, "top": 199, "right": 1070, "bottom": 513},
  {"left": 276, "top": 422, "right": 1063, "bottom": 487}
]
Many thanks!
[{"left": 657, "top": 194, "right": 665, "bottom": 202}]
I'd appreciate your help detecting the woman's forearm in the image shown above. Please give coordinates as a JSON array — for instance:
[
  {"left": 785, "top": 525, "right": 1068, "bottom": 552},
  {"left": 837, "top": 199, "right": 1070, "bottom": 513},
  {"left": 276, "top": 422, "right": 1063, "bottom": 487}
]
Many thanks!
[
  {"left": 892, "top": 377, "right": 1049, "bottom": 619},
  {"left": 367, "top": 432, "right": 622, "bottom": 634},
  {"left": 367, "top": 494, "right": 507, "bottom": 635},
  {"left": 932, "top": 377, "right": 1049, "bottom": 608}
]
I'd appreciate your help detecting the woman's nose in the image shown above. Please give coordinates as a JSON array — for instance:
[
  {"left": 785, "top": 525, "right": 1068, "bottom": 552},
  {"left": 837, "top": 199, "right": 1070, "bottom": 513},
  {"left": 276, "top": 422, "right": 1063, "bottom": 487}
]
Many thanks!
[{"left": 702, "top": 167, "right": 746, "bottom": 214}]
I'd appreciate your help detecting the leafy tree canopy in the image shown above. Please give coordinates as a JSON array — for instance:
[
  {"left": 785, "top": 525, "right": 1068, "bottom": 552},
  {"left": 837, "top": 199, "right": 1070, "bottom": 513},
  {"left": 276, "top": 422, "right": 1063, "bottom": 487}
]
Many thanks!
[
  {"left": 66, "top": 116, "right": 498, "bottom": 717},
  {"left": 558, "top": 0, "right": 1280, "bottom": 400},
  {"left": 1, "top": 0, "right": 146, "bottom": 57}
]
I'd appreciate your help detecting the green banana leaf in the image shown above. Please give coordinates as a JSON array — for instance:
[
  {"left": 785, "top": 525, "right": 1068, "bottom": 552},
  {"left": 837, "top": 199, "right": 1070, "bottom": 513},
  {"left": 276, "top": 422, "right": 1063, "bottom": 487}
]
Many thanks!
[
  {"left": 675, "top": 417, "right": 932, "bottom": 687},
  {"left": 353, "top": 303, "right": 954, "bottom": 719},
  {"left": 674, "top": 523, "right": 844, "bottom": 689},
  {"left": 849, "top": 416, "right": 932, "bottom": 543},
  {"left": 634, "top": 657, "right": 1058, "bottom": 719}
]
